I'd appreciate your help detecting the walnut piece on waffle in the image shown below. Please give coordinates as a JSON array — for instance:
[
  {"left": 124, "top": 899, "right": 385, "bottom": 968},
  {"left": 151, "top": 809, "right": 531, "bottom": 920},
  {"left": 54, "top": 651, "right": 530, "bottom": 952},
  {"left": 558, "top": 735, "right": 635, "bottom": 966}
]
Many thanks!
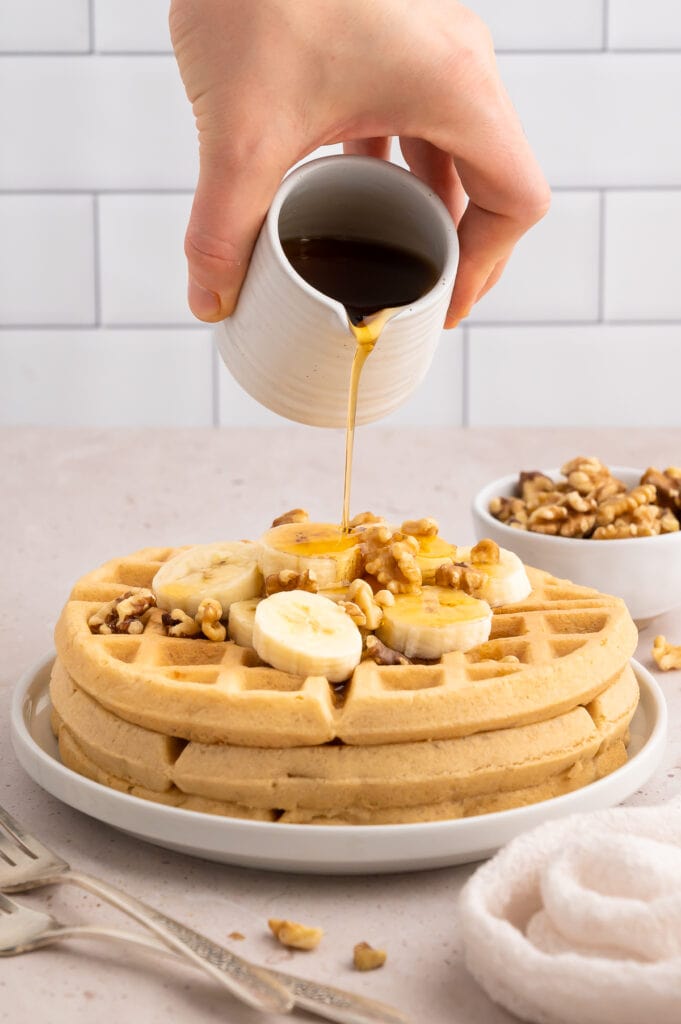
[
  {"left": 470, "top": 539, "right": 500, "bottom": 565},
  {"left": 268, "top": 919, "right": 323, "bottom": 951},
  {"left": 348, "top": 511, "right": 385, "bottom": 530},
  {"left": 434, "top": 562, "right": 485, "bottom": 593},
  {"left": 361, "top": 525, "right": 422, "bottom": 594},
  {"left": 364, "top": 634, "right": 411, "bottom": 666},
  {"left": 271, "top": 508, "right": 309, "bottom": 527},
  {"left": 400, "top": 517, "right": 439, "bottom": 538},
  {"left": 353, "top": 942, "right": 387, "bottom": 971},
  {"left": 162, "top": 600, "right": 227, "bottom": 641},
  {"left": 88, "top": 589, "right": 156, "bottom": 635},
  {"left": 338, "top": 579, "right": 390, "bottom": 630},
  {"left": 652, "top": 635, "right": 681, "bottom": 671},
  {"left": 162, "top": 608, "right": 200, "bottom": 638},
  {"left": 265, "top": 568, "right": 318, "bottom": 596},
  {"left": 196, "top": 598, "right": 226, "bottom": 642}
]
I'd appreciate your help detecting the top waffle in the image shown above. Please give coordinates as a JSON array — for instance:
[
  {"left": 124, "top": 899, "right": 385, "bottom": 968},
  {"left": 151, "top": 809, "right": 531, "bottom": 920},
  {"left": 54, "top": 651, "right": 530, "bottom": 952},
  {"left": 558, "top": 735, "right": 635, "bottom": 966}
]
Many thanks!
[{"left": 54, "top": 547, "right": 639, "bottom": 747}]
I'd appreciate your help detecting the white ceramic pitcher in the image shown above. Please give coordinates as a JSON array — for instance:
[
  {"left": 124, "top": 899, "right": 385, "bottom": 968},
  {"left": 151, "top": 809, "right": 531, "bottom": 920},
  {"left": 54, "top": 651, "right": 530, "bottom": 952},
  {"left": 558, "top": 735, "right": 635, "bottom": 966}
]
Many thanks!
[{"left": 215, "top": 155, "right": 459, "bottom": 427}]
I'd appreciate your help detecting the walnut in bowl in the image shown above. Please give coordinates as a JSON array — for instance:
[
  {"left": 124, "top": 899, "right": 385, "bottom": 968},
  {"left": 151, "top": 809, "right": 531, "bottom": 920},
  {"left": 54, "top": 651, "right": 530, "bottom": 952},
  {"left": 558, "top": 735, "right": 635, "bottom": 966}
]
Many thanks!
[{"left": 472, "top": 464, "right": 681, "bottom": 624}]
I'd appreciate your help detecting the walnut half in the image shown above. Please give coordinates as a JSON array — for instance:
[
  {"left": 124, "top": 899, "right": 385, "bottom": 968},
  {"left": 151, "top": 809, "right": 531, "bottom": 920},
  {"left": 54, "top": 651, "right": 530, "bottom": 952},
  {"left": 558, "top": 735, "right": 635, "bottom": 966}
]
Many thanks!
[
  {"left": 265, "top": 569, "right": 318, "bottom": 596},
  {"left": 272, "top": 508, "right": 309, "bottom": 527},
  {"left": 338, "top": 579, "right": 389, "bottom": 630},
  {"left": 88, "top": 589, "right": 156, "bottom": 635},
  {"left": 162, "top": 608, "right": 200, "bottom": 638},
  {"left": 365, "top": 634, "right": 411, "bottom": 666},
  {"left": 361, "top": 526, "right": 422, "bottom": 594},
  {"left": 196, "top": 598, "right": 226, "bottom": 642}
]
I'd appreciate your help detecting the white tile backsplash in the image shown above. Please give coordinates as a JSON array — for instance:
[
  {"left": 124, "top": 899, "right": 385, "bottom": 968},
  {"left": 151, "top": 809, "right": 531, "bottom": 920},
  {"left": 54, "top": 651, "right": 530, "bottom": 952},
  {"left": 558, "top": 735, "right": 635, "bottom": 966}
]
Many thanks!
[
  {"left": 0, "top": 56, "right": 197, "bottom": 189},
  {"left": 468, "top": 1, "right": 604, "bottom": 50},
  {"left": 608, "top": 0, "right": 681, "bottom": 49},
  {"left": 94, "top": 0, "right": 171, "bottom": 52},
  {"left": 467, "top": 325, "right": 681, "bottom": 426},
  {"left": 0, "top": 0, "right": 89, "bottom": 52},
  {"left": 1, "top": 6, "right": 680, "bottom": 428},
  {"left": 99, "top": 193, "right": 194, "bottom": 324},
  {"left": 0, "top": 194, "right": 95, "bottom": 324},
  {"left": 604, "top": 191, "right": 681, "bottom": 321},
  {"left": 499, "top": 53, "right": 681, "bottom": 187},
  {"left": 468, "top": 192, "right": 600, "bottom": 323},
  {"left": 0, "top": 329, "right": 213, "bottom": 426}
]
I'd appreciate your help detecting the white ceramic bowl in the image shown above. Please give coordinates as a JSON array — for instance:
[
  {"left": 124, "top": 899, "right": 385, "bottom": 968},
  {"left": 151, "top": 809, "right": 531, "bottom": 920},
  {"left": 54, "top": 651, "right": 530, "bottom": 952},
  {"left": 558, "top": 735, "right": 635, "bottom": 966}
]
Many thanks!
[{"left": 472, "top": 467, "right": 681, "bottom": 624}]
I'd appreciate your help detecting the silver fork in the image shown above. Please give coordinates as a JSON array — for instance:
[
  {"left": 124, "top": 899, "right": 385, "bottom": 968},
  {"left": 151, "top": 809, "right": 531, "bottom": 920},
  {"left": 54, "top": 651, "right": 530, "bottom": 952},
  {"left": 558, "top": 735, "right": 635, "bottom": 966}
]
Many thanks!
[
  {"left": 0, "top": 804, "right": 409, "bottom": 1024},
  {"left": 0, "top": 893, "right": 407, "bottom": 1024},
  {"left": 0, "top": 803, "right": 290, "bottom": 1014}
]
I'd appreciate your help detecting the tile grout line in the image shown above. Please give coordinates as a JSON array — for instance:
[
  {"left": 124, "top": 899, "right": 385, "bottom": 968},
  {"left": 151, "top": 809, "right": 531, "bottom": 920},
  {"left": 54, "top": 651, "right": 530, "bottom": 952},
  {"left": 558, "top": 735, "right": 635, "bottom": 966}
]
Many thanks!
[
  {"left": 597, "top": 190, "right": 607, "bottom": 322},
  {"left": 3, "top": 47, "right": 681, "bottom": 56},
  {"left": 87, "top": 0, "right": 95, "bottom": 53},
  {"left": 0, "top": 323, "right": 212, "bottom": 331},
  {"left": 3, "top": 185, "right": 681, "bottom": 196},
  {"left": 92, "top": 193, "right": 102, "bottom": 326},
  {"left": 602, "top": 0, "right": 609, "bottom": 51},
  {"left": 4, "top": 319, "right": 681, "bottom": 332},
  {"left": 211, "top": 343, "right": 220, "bottom": 428},
  {"left": 0, "top": 189, "right": 196, "bottom": 196},
  {"left": 461, "top": 325, "right": 470, "bottom": 428}
]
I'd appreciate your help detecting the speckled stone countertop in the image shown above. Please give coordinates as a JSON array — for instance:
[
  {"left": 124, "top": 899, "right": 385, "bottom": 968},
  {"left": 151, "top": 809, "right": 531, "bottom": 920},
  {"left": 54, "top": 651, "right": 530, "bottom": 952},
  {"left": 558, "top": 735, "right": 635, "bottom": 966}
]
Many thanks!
[{"left": 2, "top": 427, "right": 680, "bottom": 1024}]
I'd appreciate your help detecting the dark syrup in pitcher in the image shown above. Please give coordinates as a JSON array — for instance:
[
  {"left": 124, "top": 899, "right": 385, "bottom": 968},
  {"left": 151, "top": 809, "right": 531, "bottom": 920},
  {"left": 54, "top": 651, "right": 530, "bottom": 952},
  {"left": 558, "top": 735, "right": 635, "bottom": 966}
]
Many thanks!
[{"left": 281, "top": 236, "right": 439, "bottom": 530}]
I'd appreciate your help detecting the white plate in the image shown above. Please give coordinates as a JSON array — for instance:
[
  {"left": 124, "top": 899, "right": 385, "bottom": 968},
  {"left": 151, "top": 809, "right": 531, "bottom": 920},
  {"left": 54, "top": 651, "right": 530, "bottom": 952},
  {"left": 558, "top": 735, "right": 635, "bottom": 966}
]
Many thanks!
[{"left": 11, "top": 654, "right": 668, "bottom": 875}]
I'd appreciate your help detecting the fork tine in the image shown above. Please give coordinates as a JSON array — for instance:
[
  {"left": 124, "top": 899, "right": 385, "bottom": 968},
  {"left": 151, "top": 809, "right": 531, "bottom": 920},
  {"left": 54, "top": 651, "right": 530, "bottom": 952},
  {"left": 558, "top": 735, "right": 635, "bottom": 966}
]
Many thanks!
[
  {"left": 0, "top": 894, "right": 17, "bottom": 914},
  {"left": 0, "top": 805, "right": 44, "bottom": 859},
  {"left": 0, "top": 803, "right": 69, "bottom": 888},
  {"left": 0, "top": 832, "right": 20, "bottom": 867}
]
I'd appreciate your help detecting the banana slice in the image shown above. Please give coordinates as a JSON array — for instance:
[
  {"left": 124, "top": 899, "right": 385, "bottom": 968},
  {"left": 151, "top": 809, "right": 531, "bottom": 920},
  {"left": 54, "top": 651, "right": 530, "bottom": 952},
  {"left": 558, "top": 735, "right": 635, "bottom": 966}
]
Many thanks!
[
  {"left": 414, "top": 534, "right": 457, "bottom": 584},
  {"left": 228, "top": 597, "right": 261, "bottom": 648},
  {"left": 456, "top": 545, "right": 531, "bottom": 607},
  {"left": 253, "top": 591, "right": 362, "bottom": 682},
  {"left": 152, "top": 542, "right": 262, "bottom": 617},
  {"left": 259, "top": 522, "right": 362, "bottom": 590},
  {"left": 377, "top": 586, "right": 492, "bottom": 659}
]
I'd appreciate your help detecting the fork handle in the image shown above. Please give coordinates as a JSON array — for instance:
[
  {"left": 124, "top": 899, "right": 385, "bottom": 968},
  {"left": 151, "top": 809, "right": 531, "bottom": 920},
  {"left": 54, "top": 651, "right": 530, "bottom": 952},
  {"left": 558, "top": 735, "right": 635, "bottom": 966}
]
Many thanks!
[
  {"left": 58, "top": 870, "right": 292, "bottom": 1014},
  {"left": 48, "top": 920, "right": 412, "bottom": 1024}
]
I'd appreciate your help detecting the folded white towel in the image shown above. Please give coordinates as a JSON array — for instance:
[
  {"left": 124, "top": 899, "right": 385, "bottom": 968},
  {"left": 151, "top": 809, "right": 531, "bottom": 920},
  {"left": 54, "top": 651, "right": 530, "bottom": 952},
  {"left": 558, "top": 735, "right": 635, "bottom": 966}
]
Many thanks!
[{"left": 458, "top": 799, "right": 681, "bottom": 1024}]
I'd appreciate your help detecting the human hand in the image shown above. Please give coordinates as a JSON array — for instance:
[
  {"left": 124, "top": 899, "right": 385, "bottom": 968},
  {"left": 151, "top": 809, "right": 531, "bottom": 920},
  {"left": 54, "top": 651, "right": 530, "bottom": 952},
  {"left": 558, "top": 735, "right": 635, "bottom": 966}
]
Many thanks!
[{"left": 170, "top": 0, "right": 550, "bottom": 326}]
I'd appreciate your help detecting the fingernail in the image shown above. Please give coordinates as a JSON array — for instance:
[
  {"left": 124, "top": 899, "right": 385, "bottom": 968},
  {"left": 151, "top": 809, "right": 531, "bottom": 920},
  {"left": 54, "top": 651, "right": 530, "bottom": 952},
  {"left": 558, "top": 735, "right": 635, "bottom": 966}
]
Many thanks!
[
  {"left": 446, "top": 307, "right": 471, "bottom": 329},
  {"left": 188, "top": 278, "right": 222, "bottom": 320}
]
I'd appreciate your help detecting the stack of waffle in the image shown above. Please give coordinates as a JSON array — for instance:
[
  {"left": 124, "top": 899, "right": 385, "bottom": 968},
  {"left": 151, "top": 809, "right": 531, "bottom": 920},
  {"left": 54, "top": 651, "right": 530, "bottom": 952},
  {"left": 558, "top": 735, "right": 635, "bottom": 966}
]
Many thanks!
[{"left": 51, "top": 548, "right": 639, "bottom": 824}]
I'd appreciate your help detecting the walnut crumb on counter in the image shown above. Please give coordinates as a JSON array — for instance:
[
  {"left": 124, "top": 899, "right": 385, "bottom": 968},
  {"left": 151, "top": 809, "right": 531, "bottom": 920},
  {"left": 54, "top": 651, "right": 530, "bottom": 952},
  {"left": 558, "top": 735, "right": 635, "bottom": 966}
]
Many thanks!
[
  {"left": 268, "top": 918, "right": 323, "bottom": 950},
  {"left": 653, "top": 635, "right": 681, "bottom": 671},
  {"left": 353, "top": 941, "right": 387, "bottom": 971}
]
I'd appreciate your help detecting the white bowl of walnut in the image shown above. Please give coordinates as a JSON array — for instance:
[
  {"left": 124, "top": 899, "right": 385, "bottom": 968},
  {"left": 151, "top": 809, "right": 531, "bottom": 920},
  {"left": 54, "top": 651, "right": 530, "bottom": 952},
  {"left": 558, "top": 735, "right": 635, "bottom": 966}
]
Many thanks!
[{"left": 472, "top": 459, "right": 681, "bottom": 624}]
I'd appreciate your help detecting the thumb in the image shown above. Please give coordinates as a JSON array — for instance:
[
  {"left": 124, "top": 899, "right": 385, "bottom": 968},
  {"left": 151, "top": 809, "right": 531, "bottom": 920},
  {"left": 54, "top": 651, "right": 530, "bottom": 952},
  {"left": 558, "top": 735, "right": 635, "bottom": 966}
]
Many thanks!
[{"left": 184, "top": 142, "right": 291, "bottom": 322}]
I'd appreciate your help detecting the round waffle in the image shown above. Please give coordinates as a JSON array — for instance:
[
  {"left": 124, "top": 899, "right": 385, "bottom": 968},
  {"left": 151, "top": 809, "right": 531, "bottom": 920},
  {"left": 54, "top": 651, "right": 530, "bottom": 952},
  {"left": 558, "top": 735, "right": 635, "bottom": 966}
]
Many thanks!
[
  {"left": 50, "top": 659, "right": 637, "bottom": 821},
  {"left": 54, "top": 548, "right": 639, "bottom": 747}
]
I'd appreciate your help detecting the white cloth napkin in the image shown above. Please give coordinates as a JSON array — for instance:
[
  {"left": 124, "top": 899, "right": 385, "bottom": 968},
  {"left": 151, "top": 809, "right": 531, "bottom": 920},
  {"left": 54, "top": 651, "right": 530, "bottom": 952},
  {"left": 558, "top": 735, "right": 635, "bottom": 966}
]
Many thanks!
[{"left": 458, "top": 799, "right": 681, "bottom": 1024}]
